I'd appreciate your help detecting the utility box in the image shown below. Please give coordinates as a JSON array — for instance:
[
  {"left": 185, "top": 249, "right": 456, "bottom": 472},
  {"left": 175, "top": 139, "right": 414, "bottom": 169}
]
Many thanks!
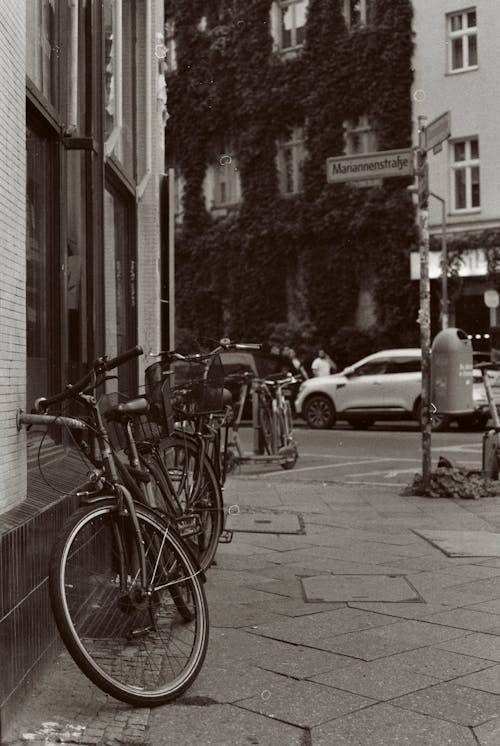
[{"left": 431, "top": 328, "right": 473, "bottom": 413}]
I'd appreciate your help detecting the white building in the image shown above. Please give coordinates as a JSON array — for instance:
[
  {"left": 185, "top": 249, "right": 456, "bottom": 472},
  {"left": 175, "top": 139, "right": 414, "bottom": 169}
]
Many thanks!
[{"left": 411, "top": 0, "right": 500, "bottom": 338}]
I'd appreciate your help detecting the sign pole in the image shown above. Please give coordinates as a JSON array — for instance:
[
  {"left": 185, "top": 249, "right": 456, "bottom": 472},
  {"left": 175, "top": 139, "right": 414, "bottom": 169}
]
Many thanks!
[
  {"left": 417, "top": 116, "right": 432, "bottom": 491},
  {"left": 168, "top": 167, "right": 175, "bottom": 349}
]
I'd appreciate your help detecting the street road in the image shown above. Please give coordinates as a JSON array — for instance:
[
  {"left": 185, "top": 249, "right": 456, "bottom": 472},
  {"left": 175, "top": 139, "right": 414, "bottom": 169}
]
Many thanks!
[{"left": 231, "top": 422, "right": 484, "bottom": 489}]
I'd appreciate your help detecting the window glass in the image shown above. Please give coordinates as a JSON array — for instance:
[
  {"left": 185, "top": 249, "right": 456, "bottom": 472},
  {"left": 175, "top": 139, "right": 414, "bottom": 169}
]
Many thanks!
[
  {"left": 454, "top": 169, "right": 466, "bottom": 209},
  {"left": 467, "top": 10, "right": 476, "bottom": 27},
  {"left": 454, "top": 142, "right": 466, "bottom": 161},
  {"left": 278, "top": 127, "right": 305, "bottom": 195},
  {"left": 104, "top": 186, "right": 137, "bottom": 395},
  {"left": 355, "top": 361, "right": 387, "bottom": 376},
  {"left": 471, "top": 166, "right": 480, "bottom": 207},
  {"left": 66, "top": 151, "right": 88, "bottom": 379},
  {"left": 468, "top": 33, "right": 477, "bottom": 65},
  {"left": 451, "top": 38, "right": 463, "bottom": 69},
  {"left": 26, "top": 0, "right": 58, "bottom": 107},
  {"left": 26, "top": 126, "right": 57, "bottom": 405}
]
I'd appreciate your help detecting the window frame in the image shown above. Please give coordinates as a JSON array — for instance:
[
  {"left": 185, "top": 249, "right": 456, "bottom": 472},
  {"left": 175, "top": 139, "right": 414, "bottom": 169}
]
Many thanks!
[
  {"left": 450, "top": 136, "right": 481, "bottom": 213},
  {"left": 344, "top": 115, "right": 377, "bottom": 156},
  {"left": 447, "top": 7, "right": 478, "bottom": 74},
  {"left": 343, "top": 0, "right": 371, "bottom": 30},
  {"left": 278, "top": 0, "right": 308, "bottom": 52},
  {"left": 277, "top": 127, "right": 306, "bottom": 196}
]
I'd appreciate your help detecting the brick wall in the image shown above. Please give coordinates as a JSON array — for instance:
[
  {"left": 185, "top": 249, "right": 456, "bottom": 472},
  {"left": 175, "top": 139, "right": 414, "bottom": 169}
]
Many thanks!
[{"left": 0, "top": 1, "right": 27, "bottom": 514}]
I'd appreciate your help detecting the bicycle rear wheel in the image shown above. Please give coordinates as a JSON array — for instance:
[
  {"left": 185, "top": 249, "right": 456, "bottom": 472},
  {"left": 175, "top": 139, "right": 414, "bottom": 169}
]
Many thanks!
[
  {"left": 155, "top": 434, "right": 224, "bottom": 571},
  {"left": 49, "top": 500, "right": 209, "bottom": 706}
]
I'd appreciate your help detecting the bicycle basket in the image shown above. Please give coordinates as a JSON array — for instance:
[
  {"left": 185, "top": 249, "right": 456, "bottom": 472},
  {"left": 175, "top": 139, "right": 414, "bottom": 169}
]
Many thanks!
[
  {"left": 170, "top": 353, "right": 225, "bottom": 418},
  {"left": 144, "top": 361, "right": 175, "bottom": 435}
]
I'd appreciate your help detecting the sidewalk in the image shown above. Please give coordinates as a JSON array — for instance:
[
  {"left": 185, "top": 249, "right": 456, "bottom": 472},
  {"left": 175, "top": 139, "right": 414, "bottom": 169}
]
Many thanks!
[{"left": 5, "top": 474, "right": 500, "bottom": 745}]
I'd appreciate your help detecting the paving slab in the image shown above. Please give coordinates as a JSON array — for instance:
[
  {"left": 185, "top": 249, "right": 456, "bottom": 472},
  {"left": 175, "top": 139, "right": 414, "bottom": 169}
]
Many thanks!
[
  {"left": 474, "top": 715, "right": 500, "bottom": 746},
  {"left": 312, "top": 702, "right": 477, "bottom": 745},
  {"left": 386, "top": 647, "right": 497, "bottom": 681},
  {"left": 302, "top": 574, "right": 421, "bottom": 602},
  {"left": 237, "top": 678, "right": 373, "bottom": 728},
  {"left": 455, "top": 664, "right": 500, "bottom": 695},
  {"left": 414, "top": 529, "right": 500, "bottom": 557},
  {"left": 148, "top": 704, "right": 305, "bottom": 746},
  {"left": 310, "top": 657, "right": 439, "bottom": 701},
  {"left": 391, "top": 681, "right": 500, "bottom": 726},
  {"left": 225, "top": 511, "right": 304, "bottom": 534},
  {"left": 438, "top": 632, "right": 500, "bottom": 661}
]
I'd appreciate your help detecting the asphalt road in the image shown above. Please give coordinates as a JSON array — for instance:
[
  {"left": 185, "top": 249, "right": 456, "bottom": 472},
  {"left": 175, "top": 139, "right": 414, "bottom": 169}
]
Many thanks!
[{"left": 230, "top": 422, "right": 485, "bottom": 489}]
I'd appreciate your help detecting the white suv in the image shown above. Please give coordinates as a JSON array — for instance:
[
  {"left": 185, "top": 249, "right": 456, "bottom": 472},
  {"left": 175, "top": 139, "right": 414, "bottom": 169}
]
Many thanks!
[{"left": 295, "top": 348, "right": 491, "bottom": 431}]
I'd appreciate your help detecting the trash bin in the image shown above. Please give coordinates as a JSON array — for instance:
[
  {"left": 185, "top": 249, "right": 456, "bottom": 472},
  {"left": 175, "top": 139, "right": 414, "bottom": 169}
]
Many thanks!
[{"left": 431, "top": 328, "right": 473, "bottom": 413}]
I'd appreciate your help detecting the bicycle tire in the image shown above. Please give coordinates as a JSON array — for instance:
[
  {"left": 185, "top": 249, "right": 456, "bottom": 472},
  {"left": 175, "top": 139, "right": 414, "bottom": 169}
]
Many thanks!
[
  {"left": 258, "top": 400, "right": 275, "bottom": 455},
  {"left": 49, "top": 499, "right": 209, "bottom": 706},
  {"left": 154, "top": 434, "right": 224, "bottom": 571}
]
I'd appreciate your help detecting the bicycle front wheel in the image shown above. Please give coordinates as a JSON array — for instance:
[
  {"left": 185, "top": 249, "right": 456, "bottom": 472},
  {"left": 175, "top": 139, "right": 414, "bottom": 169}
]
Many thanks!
[
  {"left": 49, "top": 500, "right": 209, "bottom": 706},
  {"left": 155, "top": 434, "right": 224, "bottom": 571}
]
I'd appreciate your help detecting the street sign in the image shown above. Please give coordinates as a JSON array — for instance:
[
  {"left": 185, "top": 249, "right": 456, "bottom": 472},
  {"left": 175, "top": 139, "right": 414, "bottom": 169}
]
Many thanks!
[
  {"left": 326, "top": 148, "right": 413, "bottom": 184},
  {"left": 424, "top": 111, "right": 451, "bottom": 152}
]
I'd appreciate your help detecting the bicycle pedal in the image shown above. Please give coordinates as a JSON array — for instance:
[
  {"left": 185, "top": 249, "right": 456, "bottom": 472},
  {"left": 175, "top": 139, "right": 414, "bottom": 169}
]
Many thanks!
[{"left": 219, "top": 529, "right": 233, "bottom": 544}]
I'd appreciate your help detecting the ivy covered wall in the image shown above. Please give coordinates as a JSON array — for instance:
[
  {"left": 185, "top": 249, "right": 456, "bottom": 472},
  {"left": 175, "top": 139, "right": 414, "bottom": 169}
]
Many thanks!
[{"left": 166, "top": 0, "right": 421, "bottom": 363}]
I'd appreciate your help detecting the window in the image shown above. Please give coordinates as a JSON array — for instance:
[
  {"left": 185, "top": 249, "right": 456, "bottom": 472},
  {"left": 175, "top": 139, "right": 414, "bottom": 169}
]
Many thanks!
[
  {"left": 104, "top": 185, "right": 138, "bottom": 396},
  {"left": 452, "top": 137, "right": 480, "bottom": 211},
  {"left": 203, "top": 154, "right": 242, "bottom": 209},
  {"left": 279, "top": 0, "right": 308, "bottom": 50},
  {"left": 26, "top": 0, "right": 58, "bottom": 107},
  {"left": 165, "top": 20, "right": 177, "bottom": 71},
  {"left": 26, "top": 124, "right": 59, "bottom": 406},
  {"left": 448, "top": 8, "right": 477, "bottom": 72},
  {"left": 343, "top": 0, "right": 372, "bottom": 29},
  {"left": 277, "top": 128, "right": 305, "bottom": 195},
  {"left": 344, "top": 115, "right": 377, "bottom": 155},
  {"left": 354, "top": 361, "right": 388, "bottom": 376}
]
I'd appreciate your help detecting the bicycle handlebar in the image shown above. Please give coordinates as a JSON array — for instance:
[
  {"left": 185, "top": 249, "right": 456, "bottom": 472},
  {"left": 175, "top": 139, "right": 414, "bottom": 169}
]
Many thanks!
[
  {"left": 148, "top": 339, "right": 262, "bottom": 362},
  {"left": 17, "top": 412, "right": 87, "bottom": 430},
  {"left": 34, "top": 345, "right": 143, "bottom": 411}
]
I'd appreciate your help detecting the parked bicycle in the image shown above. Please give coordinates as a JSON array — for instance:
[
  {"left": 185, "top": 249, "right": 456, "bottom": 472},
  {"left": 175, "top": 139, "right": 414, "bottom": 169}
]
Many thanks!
[
  {"left": 18, "top": 346, "right": 209, "bottom": 707},
  {"left": 226, "top": 371, "right": 300, "bottom": 470}
]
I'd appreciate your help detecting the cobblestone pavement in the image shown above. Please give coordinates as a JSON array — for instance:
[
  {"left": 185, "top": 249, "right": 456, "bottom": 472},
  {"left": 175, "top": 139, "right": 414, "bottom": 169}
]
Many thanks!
[{"left": 6, "top": 476, "right": 500, "bottom": 745}]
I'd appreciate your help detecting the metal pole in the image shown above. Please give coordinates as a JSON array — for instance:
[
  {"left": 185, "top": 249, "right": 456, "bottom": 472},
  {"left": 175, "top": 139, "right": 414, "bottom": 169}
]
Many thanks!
[
  {"left": 418, "top": 116, "right": 432, "bottom": 491},
  {"left": 168, "top": 168, "right": 175, "bottom": 349},
  {"left": 430, "top": 191, "right": 448, "bottom": 330}
]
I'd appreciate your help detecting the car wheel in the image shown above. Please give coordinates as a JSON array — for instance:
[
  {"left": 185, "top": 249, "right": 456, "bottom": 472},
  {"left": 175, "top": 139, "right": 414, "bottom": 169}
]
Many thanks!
[
  {"left": 414, "top": 400, "right": 452, "bottom": 432},
  {"left": 346, "top": 416, "right": 375, "bottom": 429},
  {"left": 456, "top": 413, "right": 489, "bottom": 431},
  {"left": 303, "top": 395, "right": 336, "bottom": 429}
]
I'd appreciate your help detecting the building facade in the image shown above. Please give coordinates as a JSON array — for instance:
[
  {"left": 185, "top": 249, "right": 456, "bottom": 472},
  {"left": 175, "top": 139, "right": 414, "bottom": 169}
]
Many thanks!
[
  {"left": 0, "top": 0, "right": 166, "bottom": 731},
  {"left": 166, "top": 0, "right": 417, "bottom": 364},
  {"left": 411, "top": 0, "right": 500, "bottom": 343}
]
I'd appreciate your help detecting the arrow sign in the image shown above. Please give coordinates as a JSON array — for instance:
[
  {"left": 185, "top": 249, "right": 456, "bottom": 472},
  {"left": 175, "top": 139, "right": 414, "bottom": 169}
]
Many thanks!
[{"left": 424, "top": 111, "right": 451, "bottom": 152}]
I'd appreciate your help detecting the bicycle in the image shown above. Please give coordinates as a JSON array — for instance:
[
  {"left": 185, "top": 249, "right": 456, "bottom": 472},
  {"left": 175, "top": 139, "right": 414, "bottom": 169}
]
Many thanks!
[
  {"left": 143, "top": 340, "right": 263, "bottom": 555},
  {"left": 18, "top": 346, "right": 209, "bottom": 707},
  {"left": 226, "top": 371, "right": 300, "bottom": 470}
]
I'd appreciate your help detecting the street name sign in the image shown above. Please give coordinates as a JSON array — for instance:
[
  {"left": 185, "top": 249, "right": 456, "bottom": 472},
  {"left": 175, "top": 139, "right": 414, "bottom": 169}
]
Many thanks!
[
  {"left": 424, "top": 111, "right": 451, "bottom": 152},
  {"left": 326, "top": 148, "right": 413, "bottom": 184}
]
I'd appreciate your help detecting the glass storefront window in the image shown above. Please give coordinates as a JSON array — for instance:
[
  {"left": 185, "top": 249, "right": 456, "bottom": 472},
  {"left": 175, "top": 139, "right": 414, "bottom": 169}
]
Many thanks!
[
  {"left": 26, "top": 126, "right": 57, "bottom": 405},
  {"left": 66, "top": 151, "right": 88, "bottom": 379},
  {"left": 26, "top": 0, "right": 58, "bottom": 107},
  {"left": 104, "top": 186, "right": 137, "bottom": 395}
]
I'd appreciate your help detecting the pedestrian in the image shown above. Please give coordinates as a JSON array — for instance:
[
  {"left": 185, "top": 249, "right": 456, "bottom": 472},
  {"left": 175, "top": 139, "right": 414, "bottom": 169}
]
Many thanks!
[
  {"left": 288, "top": 348, "right": 309, "bottom": 379},
  {"left": 311, "top": 348, "right": 336, "bottom": 377}
]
